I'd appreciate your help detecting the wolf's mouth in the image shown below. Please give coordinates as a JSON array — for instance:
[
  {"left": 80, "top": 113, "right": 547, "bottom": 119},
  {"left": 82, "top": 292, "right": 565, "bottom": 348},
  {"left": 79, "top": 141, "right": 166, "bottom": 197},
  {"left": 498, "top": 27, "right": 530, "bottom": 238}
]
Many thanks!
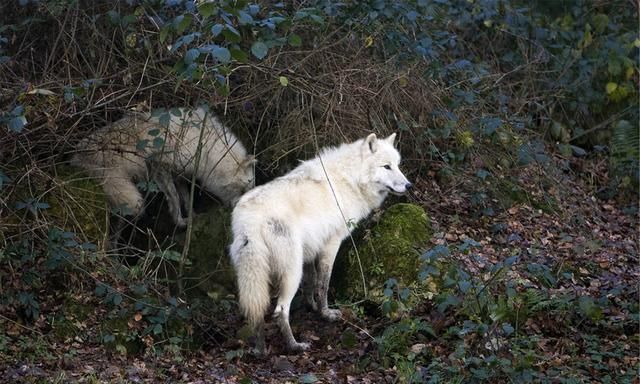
[{"left": 387, "top": 186, "right": 407, "bottom": 195}]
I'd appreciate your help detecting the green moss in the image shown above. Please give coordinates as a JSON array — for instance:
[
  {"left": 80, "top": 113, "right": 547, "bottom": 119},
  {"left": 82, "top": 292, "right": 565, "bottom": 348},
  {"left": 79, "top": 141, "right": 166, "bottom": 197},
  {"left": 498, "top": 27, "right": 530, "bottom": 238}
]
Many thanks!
[
  {"left": 1, "top": 165, "right": 108, "bottom": 245},
  {"left": 52, "top": 295, "right": 94, "bottom": 341},
  {"left": 50, "top": 165, "right": 109, "bottom": 243},
  {"left": 101, "top": 315, "right": 144, "bottom": 355},
  {"left": 52, "top": 317, "right": 78, "bottom": 340},
  {"left": 66, "top": 298, "right": 93, "bottom": 321},
  {"left": 176, "top": 206, "right": 236, "bottom": 298},
  {"left": 166, "top": 318, "right": 205, "bottom": 351},
  {"left": 333, "top": 203, "right": 432, "bottom": 300},
  {"left": 491, "top": 178, "right": 558, "bottom": 213}
]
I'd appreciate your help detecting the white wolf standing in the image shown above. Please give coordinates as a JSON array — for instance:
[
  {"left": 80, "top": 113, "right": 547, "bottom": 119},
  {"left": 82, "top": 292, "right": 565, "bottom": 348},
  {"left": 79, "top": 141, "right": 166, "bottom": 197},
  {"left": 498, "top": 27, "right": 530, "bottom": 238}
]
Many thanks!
[
  {"left": 72, "top": 107, "right": 255, "bottom": 232},
  {"left": 229, "top": 133, "right": 411, "bottom": 353}
]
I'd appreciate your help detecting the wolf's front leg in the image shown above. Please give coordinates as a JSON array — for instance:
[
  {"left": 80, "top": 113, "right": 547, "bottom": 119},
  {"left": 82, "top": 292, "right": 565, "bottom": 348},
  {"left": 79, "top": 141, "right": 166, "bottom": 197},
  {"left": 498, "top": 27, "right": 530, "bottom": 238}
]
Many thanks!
[
  {"left": 315, "top": 237, "right": 343, "bottom": 321},
  {"left": 102, "top": 175, "right": 144, "bottom": 249}
]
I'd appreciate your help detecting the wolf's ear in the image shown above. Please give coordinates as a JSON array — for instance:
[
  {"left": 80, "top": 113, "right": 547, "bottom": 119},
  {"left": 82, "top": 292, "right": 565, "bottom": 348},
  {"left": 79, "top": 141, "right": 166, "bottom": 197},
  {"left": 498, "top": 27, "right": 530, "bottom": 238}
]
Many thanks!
[
  {"left": 385, "top": 133, "right": 397, "bottom": 147},
  {"left": 364, "top": 133, "right": 378, "bottom": 154}
]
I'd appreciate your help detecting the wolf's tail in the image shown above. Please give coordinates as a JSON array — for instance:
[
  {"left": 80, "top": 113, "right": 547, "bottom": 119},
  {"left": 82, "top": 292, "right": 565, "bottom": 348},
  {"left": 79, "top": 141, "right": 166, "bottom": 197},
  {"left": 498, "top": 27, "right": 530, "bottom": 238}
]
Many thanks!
[{"left": 230, "top": 235, "right": 270, "bottom": 329}]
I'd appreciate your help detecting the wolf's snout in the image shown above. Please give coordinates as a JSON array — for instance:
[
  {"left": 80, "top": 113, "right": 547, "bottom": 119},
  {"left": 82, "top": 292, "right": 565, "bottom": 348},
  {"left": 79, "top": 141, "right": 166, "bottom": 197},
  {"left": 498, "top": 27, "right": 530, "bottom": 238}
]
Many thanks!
[{"left": 388, "top": 180, "right": 412, "bottom": 195}]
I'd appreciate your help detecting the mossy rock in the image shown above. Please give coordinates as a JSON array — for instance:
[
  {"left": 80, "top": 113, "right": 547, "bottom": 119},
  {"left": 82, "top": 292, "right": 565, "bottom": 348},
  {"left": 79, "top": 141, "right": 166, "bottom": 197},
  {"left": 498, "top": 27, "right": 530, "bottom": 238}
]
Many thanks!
[
  {"left": 101, "top": 313, "right": 145, "bottom": 356},
  {"left": 490, "top": 177, "right": 558, "bottom": 213},
  {"left": 176, "top": 205, "right": 236, "bottom": 299},
  {"left": 1, "top": 165, "right": 108, "bottom": 246},
  {"left": 332, "top": 203, "right": 432, "bottom": 301},
  {"left": 51, "top": 165, "right": 109, "bottom": 243},
  {"left": 52, "top": 295, "right": 94, "bottom": 341},
  {"left": 52, "top": 318, "right": 79, "bottom": 341}
]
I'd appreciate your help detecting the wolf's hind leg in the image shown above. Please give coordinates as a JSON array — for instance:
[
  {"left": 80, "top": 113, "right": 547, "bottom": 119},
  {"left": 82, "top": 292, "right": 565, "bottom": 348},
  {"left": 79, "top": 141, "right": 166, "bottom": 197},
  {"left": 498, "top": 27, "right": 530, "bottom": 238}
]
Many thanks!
[
  {"left": 154, "top": 168, "right": 187, "bottom": 227},
  {"left": 316, "top": 236, "right": 343, "bottom": 321},
  {"left": 303, "top": 261, "right": 318, "bottom": 311},
  {"left": 273, "top": 249, "right": 309, "bottom": 352}
]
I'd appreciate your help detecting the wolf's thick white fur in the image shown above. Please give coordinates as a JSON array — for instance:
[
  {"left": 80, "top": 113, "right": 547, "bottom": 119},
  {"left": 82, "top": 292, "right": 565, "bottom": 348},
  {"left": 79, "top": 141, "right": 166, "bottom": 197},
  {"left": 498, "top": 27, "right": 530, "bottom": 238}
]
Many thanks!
[
  {"left": 72, "top": 107, "right": 255, "bottom": 228},
  {"left": 229, "top": 133, "right": 411, "bottom": 353}
]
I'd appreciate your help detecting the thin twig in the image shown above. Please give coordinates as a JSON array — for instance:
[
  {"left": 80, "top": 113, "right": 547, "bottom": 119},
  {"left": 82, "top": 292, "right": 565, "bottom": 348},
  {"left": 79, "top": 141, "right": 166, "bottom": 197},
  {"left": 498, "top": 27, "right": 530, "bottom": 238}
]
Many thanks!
[{"left": 178, "top": 109, "right": 208, "bottom": 298}]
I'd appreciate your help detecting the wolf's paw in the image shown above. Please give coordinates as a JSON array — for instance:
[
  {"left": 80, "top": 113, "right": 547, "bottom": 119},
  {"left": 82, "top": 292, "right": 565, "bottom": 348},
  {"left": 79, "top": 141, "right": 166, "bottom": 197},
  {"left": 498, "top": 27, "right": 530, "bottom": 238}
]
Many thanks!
[
  {"left": 272, "top": 305, "right": 284, "bottom": 319},
  {"left": 289, "top": 341, "right": 311, "bottom": 352},
  {"left": 321, "top": 308, "right": 342, "bottom": 321},
  {"left": 251, "top": 345, "right": 267, "bottom": 357}
]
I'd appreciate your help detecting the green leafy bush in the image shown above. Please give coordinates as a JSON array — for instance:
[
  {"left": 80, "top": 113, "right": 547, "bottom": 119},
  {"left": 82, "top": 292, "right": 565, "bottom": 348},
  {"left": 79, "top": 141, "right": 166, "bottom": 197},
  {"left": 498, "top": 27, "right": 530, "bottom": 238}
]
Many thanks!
[{"left": 374, "top": 238, "right": 638, "bottom": 382}]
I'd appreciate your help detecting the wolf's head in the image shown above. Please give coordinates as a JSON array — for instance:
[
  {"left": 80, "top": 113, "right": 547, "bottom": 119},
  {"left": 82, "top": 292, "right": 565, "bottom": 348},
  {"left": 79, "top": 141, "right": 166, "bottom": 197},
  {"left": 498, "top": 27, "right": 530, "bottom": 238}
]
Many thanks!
[
  {"left": 216, "top": 154, "right": 257, "bottom": 205},
  {"left": 361, "top": 133, "right": 412, "bottom": 196}
]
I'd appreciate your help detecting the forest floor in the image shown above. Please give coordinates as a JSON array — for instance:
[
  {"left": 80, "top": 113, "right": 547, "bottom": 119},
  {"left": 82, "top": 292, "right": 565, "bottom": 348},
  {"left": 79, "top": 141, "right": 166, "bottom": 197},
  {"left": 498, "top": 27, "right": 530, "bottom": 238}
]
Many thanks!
[{"left": 1, "top": 155, "right": 638, "bottom": 383}]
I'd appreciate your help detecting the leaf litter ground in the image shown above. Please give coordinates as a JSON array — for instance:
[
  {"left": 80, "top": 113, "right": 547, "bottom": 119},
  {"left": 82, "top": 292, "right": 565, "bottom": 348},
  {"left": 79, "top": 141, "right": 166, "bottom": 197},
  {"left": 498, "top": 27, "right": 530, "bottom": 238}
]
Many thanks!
[{"left": 1, "top": 156, "right": 638, "bottom": 383}]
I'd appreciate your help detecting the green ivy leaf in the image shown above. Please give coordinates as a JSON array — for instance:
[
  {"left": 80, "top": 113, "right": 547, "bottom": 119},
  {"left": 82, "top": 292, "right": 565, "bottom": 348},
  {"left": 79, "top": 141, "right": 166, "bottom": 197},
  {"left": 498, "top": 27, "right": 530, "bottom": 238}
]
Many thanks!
[
  {"left": 251, "top": 41, "right": 268, "bottom": 59},
  {"left": 212, "top": 46, "right": 231, "bottom": 63},
  {"left": 237, "top": 10, "right": 253, "bottom": 25},
  {"left": 288, "top": 33, "right": 302, "bottom": 47},
  {"left": 103, "top": 334, "right": 115, "bottom": 343},
  {"left": 95, "top": 284, "right": 106, "bottom": 297},
  {"left": 309, "top": 14, "right": 324, "bottom": 25},
  {"left": 476, "top": 169, "right": 489, "bottom": 180},
  {"left": 340, "top": 329, "right": 357, "bottom": 348},
  {"left": 300, "top": 373, "right": 318, "bottom": 383},
  {"left": 225, "top": 348, "right": 244, "bottom": 361},
  {"left": 152, "top": 137, "right": 165, "bottom": 149},
  {"left": 592, "top": 14, "right": 609, "bottom": 34},
  {"left": 211, "top": 23, "right": 224, "bottom": 37},
  {"left": 458, "top": 280, "right": 471, "bottom": 293},
  {"left": 107, "top": 10, "right": 120, "bottom": 25},
  {"left": 230, "top": 48, "right": 248, "bottom": 62},
  {"left": 216, "top": 83, "right": 230, "bottom": 97},
  {"left": 502, "top": 323, "right": 515, "bottom": 336},
  {"left": 159, "top": 25, "right": 171, "bottom": 43},
  {"left": 248, "top": 4, "right": 259, "bottom": 15},
  {"left": 222, "top": 29, "right": 241, "bottom": 43},
  {"left": 0, "top": 171, "right": 9, "bottom": 191},
  {"left": 8, "top": 116, "right": 27, "bottom": 133},
  {"left": 121, "top": 14, "right": 137, "bottom": 28},
  {"left": 198, "top": 2, "right": 216, "bottom": 19},
  {"left": 175, "top": 14, "right": 192, "bottom": 34},
  {"left": 158, "top": 113, "right": 171, "bottom": 127},
  {"left": 136, "top": 139, "right": 149, "bottom": 151},
  {"left": 184, "top": 48, "right": 200, "bottom": 64}
]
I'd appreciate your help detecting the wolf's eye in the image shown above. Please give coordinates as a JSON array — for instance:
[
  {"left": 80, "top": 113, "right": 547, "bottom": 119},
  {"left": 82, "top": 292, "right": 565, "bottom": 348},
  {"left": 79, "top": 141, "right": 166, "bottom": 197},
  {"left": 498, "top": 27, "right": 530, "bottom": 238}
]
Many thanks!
[{"left": 383, "top": 164, "right": 391, "bottom": 170}]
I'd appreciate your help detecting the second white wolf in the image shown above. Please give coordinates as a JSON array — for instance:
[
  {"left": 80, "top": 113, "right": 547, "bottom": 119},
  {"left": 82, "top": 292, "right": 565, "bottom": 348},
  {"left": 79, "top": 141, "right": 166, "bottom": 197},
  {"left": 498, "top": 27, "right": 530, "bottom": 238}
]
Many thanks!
[
  {"left": 229, "top": 133, "right": 411, "bottom": 353},
  {"left": 72, "top": 107, "right": 256, "bottom": 229}
]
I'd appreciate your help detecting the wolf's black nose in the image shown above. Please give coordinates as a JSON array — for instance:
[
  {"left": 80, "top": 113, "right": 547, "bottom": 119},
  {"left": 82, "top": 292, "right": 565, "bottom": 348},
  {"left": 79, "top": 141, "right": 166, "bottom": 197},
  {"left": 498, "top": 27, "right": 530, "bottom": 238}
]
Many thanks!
[{"left": 405, "top": 182, "right": 413, "bottom": 189}]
